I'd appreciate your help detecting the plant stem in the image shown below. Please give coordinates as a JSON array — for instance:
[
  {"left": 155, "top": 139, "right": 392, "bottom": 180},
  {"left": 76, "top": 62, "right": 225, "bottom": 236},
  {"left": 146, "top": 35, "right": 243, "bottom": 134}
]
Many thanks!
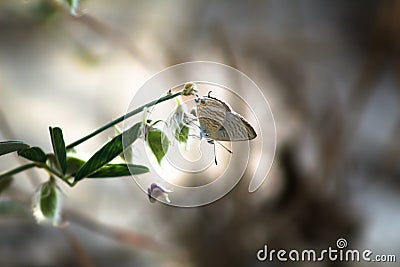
[
  {"left": 66, "top": 91, "right": 182, "bottom": 150},
  {"left": 0, "top": 163, "right": 36, "bottom": 180},
  {"left": 42, "top": 165, "right": 64, "bottom": 179}
]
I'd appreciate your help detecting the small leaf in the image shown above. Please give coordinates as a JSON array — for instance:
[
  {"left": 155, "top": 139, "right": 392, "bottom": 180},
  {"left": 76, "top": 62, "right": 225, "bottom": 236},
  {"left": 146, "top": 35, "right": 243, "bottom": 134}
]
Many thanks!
[
  {"left": 0, "top": 141, "right": 29, "bottom": 156},
  {"left": 114, "top": 126, "right": 132, "bottom": 163},
  {"left": 88, "top": 164, "right": 149, "bottom": 178},
  {"left": 175, "top": 124, "right": 189, "bottom": 144},
  {"left": 32, "top": 179, "right": 61, "bottom": 225},
  {"left": 74, "top": 122, "right": 142, "bottom": 182},
  {"left": 0, "top": 176, "right": 13, "bottom": 195},
  {"left": 124, "top": 122, "right": 143, "bottom": 145},
  {"left": 18, "top": 147, "right": 47, "bottom": 163},
  {"left": 39, "top": 182, "right": 58, "bottom": 218},
  {"left": 147, "top": 129, "right": 169, "bottom": 164},
  {"left": 32, "top": 180, "right": 61, "bottom": 225},
  {"left": 49, "top": 127, "right": 67, "bottom": 175},
  {"left": 66, "top": 156, "right": 86, "bottom": 176}
]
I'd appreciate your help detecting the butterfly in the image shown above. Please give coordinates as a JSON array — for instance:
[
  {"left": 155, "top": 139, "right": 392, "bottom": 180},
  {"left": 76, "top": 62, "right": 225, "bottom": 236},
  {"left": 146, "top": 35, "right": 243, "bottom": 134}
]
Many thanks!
[{"left": 194, "top": 92, "right": 257, "bottom": 163}]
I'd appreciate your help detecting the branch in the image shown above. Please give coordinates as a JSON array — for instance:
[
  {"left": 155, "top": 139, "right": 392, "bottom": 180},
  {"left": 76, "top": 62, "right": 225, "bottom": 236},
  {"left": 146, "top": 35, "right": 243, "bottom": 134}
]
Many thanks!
[
  {"left": 66, "top": 91, "right": 182, "bottom": 149},
  {"left": 0, "top": 163, "right": 37, "bottom": 180}
]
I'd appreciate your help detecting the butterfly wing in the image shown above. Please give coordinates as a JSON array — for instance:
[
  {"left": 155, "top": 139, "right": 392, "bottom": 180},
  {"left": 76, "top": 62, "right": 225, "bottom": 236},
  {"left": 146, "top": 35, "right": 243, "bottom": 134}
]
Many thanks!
[
  {"left": 197, "top": 97, "right": 230, "bottom": 134},
  {"left": 210, "top": 112, "right": 257, "bottom": 141}
]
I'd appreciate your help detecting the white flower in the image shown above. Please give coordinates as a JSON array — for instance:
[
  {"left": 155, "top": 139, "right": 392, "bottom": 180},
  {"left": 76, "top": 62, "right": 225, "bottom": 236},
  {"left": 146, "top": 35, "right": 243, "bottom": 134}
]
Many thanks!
[{"left": 169, "top": 97, "right": 197, "bottom": 145}]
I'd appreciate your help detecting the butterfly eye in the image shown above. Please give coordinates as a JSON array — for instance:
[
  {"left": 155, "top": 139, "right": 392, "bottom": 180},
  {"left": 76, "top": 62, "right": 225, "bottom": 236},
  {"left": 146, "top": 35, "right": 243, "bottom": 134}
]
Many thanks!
[{"left": 200, "top": 99, "right": 206, "bottom": 104}]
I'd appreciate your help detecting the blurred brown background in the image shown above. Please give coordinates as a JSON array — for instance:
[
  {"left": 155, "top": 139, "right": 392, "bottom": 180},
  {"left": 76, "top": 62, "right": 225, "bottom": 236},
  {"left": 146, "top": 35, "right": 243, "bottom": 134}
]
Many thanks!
[{"left": 0, "top": 0, "right": 399, "bottom": 266}]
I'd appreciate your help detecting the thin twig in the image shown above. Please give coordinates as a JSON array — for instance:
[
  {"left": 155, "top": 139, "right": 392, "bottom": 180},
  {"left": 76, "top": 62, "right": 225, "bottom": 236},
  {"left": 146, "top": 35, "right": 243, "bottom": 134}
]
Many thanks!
[
  {"left": 66, "top": 91, "right": 182, "bottom": 149},
  {"left": 0, "top": 163, "right": 36, "bottom": 180}
]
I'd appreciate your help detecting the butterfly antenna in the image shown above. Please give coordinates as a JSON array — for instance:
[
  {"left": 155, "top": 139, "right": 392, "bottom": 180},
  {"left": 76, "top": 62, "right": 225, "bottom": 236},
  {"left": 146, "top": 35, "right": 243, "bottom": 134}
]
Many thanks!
[
  {"left": 216, "top": 141, "right": 233, "bottom": 154},
  {"left": 208, "top": 91, "right": 212, "bottom": 97}
]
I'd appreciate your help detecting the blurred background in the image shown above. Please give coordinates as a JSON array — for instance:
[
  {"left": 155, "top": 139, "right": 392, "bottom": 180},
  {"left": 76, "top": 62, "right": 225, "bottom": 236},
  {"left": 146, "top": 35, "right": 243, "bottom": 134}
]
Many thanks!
[{"left": 0, "top": 0, "right": 399, "bottom": 266}]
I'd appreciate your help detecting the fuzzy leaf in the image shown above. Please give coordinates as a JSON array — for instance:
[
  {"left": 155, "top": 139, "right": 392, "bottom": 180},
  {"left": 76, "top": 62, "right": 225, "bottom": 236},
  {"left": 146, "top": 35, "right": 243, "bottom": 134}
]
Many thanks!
[
  {"left": 0, "top": 141, "right": 29, "bottom": 156},
  {"left": 49, "top": 127, "right": 67, "bottom": 175},
  {"left": 0, "top": 176, "right": 13, "bottom": 195},
  {"left": 147, "top": 129, "right": 169, "bottom": 164},
  {"left": 18, "top": 147, "right": 47, "bottom": 163},
  {"left": 74, "top": 122, "right": 142, "bottom": 182},
  {"left": 40, "top": 182, "right": 58, "bottom": 218},
  {"left": 87, "top": 163, "right": 149, "bottom": 178}
]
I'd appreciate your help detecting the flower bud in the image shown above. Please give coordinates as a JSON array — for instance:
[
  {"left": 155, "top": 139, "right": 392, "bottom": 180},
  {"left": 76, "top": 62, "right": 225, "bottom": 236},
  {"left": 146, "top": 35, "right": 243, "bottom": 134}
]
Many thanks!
[
  {"left": 182, "top": 82, "right": 198, "bottom": 96},
  {"left": 147, "top": 182, "right": 172, "bottom": 203}
]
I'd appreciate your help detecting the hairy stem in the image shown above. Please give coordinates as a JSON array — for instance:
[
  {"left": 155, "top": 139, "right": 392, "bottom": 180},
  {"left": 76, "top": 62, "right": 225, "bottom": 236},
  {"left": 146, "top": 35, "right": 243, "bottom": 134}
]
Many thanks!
[{"left": 66, "top": 91, "right": 182, "bottom": 149}]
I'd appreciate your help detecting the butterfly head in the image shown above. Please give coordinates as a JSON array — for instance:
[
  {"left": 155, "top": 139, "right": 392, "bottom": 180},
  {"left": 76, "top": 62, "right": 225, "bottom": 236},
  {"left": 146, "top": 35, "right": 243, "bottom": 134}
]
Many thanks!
[
  {"left": 194, "top": 96, "right": 207, "bottom": 106},
  {"left": 195, "top": 91, "right": 215, "bottom": 106}
]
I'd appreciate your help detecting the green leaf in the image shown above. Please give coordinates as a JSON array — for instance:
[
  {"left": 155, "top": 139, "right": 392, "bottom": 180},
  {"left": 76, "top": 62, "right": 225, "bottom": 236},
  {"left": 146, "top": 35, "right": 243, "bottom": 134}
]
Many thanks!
[
  {"left": 88, "top": 163, "right": 149, "bottom": 178},
  {"left": 0, "top": 141, "right": 29, "bottom": 156},
  {"left": 147, "top": 129, "right": 169, "bottom": 164},
  {"left": 18, "top": 147, "right": 47, "bottom": 163},
  {"left": 40, "top": 182, "right": 58, "bottom": 218},
  {"left": 119, "top": 146, "right": 133, "bottom": 163},
  {"left": 175, "top": 124, "right": 189, "bottom": 144},
  {"left": 0, "top": 176, "right": 13, "bottom": 195},
  {"left": 123, "top": 122, "right": 143, "bottom": 145},
  {"left": 74, "top": 122, "right": 142, "bottom": 182},
  {"left": 114, "top": 126, "right": 132, "bottom": 163},
  {"left": 66, "top": 156, "right": 86, "bottom": 176},
  {"left": 49, "top": 127, "right": 67, "bottom": 175}
]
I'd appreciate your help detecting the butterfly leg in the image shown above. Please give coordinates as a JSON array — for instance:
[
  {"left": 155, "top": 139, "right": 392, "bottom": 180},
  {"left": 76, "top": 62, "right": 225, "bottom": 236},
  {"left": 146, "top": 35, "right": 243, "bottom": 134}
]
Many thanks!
[
  {"left": 215, "top": 141, "right": 233, "bottom": 154},
  {"left": 207, "top": 139, "right": 218, "bottom": 165}
]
